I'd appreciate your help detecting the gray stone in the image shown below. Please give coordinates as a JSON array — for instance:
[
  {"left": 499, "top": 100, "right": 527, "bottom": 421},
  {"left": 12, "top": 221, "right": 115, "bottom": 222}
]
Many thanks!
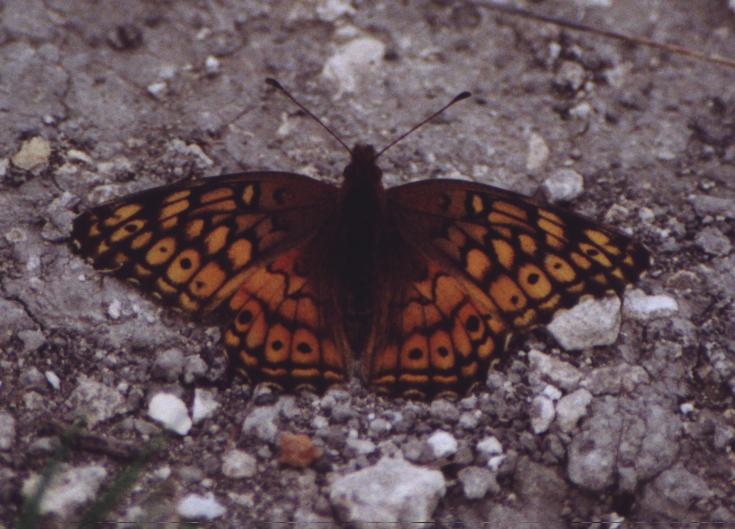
[
  {"left": 221, "top": 449, "right": 257, "bottom": 478},
  {"left": 183, "top": 354, "right": 208, "bottom": 383},
  {"left": 457, "top": 466, "right": 500, "bottom": 499},
  {"left": 151, "top": 348, "right": 185, "bottom": 381},
  {"left": 695, "top": 226, "right": 732, "bottom": 256},
  {"left": 623, "top": 288, "right": 679, "bottom": 320},
  {"left": 528, "top": 349, "right": 583, "bottom": 391},
  {"left": 555, "top": 389, "right": 593, "bottom": 432},
  {"left": 542, "top": 168, "right": 584, "bottom": 203},
  {"left": 547, "top": 295, "right": 621, "bottom": 350},
  {"left": 530, "top": 395, "right": 555, "bottom": 434},
  {"left": 330, "top": 457, "right": 445, "bottom": 529},
  {"left": 688, "top": 194, "right": 735, "bottom": 219},
  {"left": 22, "top": 464, "right": 107, "bottom": 516},
  {"left": 567, "top": 399, "right": 621, "bottom": 491},
  {"left": 581, "top": 363, "right": 650, "bottom": 396},
  {"left": 242, "top": 405, "right": 279, "bottom": 443},
  {"left": 429, "top": 399, "right": 459, "bottom": 422},
  {"left": 192, "top": 388, "right": 220, "bottom": 424},
  {"left": 67, "top": 375, "right": 127, "bottom": 426},
  {"left": 0, "top": 412, "right": 16, "bottom": 450}
]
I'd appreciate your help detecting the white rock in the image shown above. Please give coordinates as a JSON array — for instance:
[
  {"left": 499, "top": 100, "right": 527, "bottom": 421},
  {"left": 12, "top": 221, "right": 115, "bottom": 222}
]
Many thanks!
[
  {"left": 623, "top": 289, "right": 678, "bottom": 320},
  {"left": 542, "top": 384, "right": 562, "bottom": 401},
  {"left": 330, "top": 457, "right": 445, "bottom": 529},
  {"left": 322, "top": 36, "right": 386, "bottom": 94},
  {"left": 426, "top": 430, "right": 458, "bottom": 459},
  {"left": 147, "top": 393, "right": 192, "bottom": 435},
  {"left": 147, "top": 81, "right": 168, "bottom": 98},
  {"left": 556, "top": 388, "right": 593, "bottom": 432},
  {"left": 526, "top": 132, "right": 549, "bottom": 173},
  {"left": 547, "top": 295, "right": 621, "bottom": 350},
  {"left": 192, "top": 388, "right": 220, "bottom": 424},
  {"left": 45, "top": 370, "right": 61, "bottom": 390},
  {"left": 242, "top": 405, "right": 278, "bottom": 442},
  {"left": 107, "top": 299, "right": 122, "bottom": 320},
  {"left": 457, "top": 466, "right": 499, "bottom": 500},
  {"left": 476, "top": 436, "right": 503, "bottom": 457},
  {"left": 222, "top": 449, "right": 257, "bottom": 478},
  {"left": 204, "top": 55, "right": 220, "bottom": 74},
  {"left": 530, "top": 395, "right": 555, "bottom": 434},
  {"left": 542, "top": 168, "right": 584, "bottom": 202},
  {"left": 316, "top": 0, "right": 356, "bottom": 20},
  {"left": 177, "top": 492, "right": 226, "bottom": 520},
  {"left": 22, "top": 464, "right": 107, "bottom": 516},
  {"left": 679, "top": 402, "right": 695, "bottom": 415},
  {"left": 67, "top": 149, "right": 93, "bottom": 165},
  {"left": 346, "top": 437, "right": 376, "bottom": 455},
  {"left": 528, "top": 349, "right": 583, "bottom": 390}
]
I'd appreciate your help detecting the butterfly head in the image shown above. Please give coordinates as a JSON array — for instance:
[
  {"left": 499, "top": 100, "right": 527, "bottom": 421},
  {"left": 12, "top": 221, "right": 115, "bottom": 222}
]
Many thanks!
[{"left": 343, "top": 144, "right": 382, "bottom": 185}]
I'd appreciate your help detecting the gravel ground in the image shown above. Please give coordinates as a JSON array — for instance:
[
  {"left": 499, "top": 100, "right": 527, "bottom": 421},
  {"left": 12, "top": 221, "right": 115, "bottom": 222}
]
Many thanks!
[{"left": 1, "top": 0, "right": 734, "bottom": 527}]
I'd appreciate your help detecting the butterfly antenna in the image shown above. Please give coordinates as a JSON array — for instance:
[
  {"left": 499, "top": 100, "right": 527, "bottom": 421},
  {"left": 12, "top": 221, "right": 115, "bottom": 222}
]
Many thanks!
[
  {"left": 265, "top": 78, "right": 352, "bottom": 155},
  {"left": 375, "top": 91, "right": 472, "bottom": 160}
]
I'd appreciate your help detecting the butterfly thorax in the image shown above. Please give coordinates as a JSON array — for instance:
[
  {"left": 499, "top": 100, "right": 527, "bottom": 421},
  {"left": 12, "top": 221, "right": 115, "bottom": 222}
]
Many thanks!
[{"left": 332, "top": 144, "right": 390, "bottom": 356}]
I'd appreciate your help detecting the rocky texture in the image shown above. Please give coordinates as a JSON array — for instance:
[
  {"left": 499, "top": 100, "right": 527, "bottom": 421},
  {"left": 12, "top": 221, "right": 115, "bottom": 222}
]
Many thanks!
[{"left": 1, "top": 1, "right": 733, "bottom": 527}]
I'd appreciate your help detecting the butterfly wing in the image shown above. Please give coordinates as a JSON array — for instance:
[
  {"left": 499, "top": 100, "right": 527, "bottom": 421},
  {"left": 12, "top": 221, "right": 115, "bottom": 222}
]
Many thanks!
[
  {"left": 223, "top": 240, "right": 347, "bottom": 390},
  {"left": 72, "top": 172, "right": 337, "bottom": 314},
  {"left": 364, "top": 252, "right": 512, "bottom": 398},
  {"left": 368, "top": 179, "right": 650, "bottom": 397}
]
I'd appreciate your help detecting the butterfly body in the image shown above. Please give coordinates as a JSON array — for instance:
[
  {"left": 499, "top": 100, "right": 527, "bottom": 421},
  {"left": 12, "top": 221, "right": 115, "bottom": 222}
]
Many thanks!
[{"left": 72, "top": 140, "right": 649, "bottom": 398}]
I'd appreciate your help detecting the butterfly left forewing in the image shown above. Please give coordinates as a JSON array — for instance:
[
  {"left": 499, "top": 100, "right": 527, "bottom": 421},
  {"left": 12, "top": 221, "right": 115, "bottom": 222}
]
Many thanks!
[{"left": 72, "top": 172, "right": 337, "bottom": 314}]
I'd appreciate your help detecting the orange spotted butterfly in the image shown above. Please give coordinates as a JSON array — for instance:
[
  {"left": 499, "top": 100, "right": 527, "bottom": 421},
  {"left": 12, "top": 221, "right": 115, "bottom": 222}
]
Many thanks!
[{"left": 71, "top": 80, "right": 649, "bottom": 398}]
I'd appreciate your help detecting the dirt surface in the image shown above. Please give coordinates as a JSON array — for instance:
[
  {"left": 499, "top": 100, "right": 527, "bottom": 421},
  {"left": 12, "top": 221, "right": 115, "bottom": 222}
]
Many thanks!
[{"left": 1, "top": 0, "right": 734, "bottom": 527}]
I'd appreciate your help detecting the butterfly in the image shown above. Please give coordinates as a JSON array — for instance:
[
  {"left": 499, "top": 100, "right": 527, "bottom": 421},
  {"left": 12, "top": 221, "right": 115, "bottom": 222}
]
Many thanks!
[{"left": 71, "top": 81, "right": 650, "bottom": 399}]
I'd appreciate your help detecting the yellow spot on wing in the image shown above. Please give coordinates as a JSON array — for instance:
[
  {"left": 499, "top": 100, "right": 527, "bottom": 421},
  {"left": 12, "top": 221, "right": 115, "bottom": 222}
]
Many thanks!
[
  {"left": 164, "top": 190, "right": 191, "bottom": 203},
  {"left": 544, "top": 254, "right": 576, "bottom": 283},
  {"left": 493, "top": 200, "right": 528, "bottom": 220},
  {"left": 228, "top": 239, "right": 253, "bottom": 269},
  {"left": 538, "top": 218, "right": 565, "bottom": 239},
  {"left": 492, "top": 239, "right": 514, "bottom": 269},
  {"left": 201, "top": 187, "right": 234, "bottom": 203},
  {"left": 466, "top": 248, "right": 491, "bottom": 280},
  {"left": 131, "top": 231, "right": 152, "bottom": 249},
  {"left": 489, "top": 274, "right": 527, "bottom": 311},
  {"left": 242, "top": 185, "right": 256, "bottom": 205},
  {"left": 167, "top": 249, "right": 201, "bottom": 284},
  {"left": 160, "top": 200, "right": 189, "bottom": 220},
  {"left": 190, "top": 262, "right": 227, "bottom": 298},
  {"left": 185, "top": 219, "right": 204, "bottom": 239},
  {"left": 146, "top": 237, "right": 176, "bottom": 266},
  {"left": 205, "top": 225, "right": 230, "bottom": 254},
  {"left": 106, "top": 204, "right": 142, "bottom": 226}
]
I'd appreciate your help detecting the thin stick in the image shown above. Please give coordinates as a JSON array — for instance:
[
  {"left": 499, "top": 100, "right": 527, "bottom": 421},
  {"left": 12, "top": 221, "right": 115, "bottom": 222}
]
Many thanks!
[
  {"left": 265, "top": 78, "right": 352, "bottom": 154},
  {"left": 375, "top": 91, "right": 472, "bottom": 159},
  {"left": 481, "top": 1, "right": 735, "bottom": 69}
]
